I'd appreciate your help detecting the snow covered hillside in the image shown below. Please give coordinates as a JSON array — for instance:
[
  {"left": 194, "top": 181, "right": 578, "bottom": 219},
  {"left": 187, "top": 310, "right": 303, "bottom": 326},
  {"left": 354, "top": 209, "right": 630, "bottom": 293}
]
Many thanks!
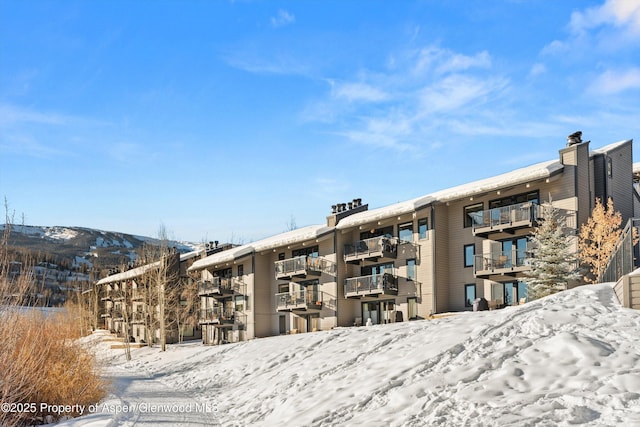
[{"left": 64, "top": 284, "right": 640, "bottom": 426}]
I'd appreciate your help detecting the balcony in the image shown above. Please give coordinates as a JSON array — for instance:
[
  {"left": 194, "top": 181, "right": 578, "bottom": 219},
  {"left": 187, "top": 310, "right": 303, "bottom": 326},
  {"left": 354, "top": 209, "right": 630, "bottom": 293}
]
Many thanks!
[
  {"left": 274, "top": 256, "right": 336, "bottom": 281},
  {"left": 344, "top": 272, "right": 398, "bottom": 298},
  {"left": 100, "top": 309, "right": 112, "bottom": 318},
  {"left": 100, "top": 292, "right": 112, "bottom": 302},
  {"left": 112, "top": 309, "right": 124, "bottom": 321},
  {"left": 474, "top": 251, "right": 531, "bottom": 279},
  {"left": 130, "top": 311, "right": 146, "bottom": 324},
  {"left": 471, "top": 202, "right": 539, "bottom": 237},
  {"left": 131, "top": 289, "right": 146, "bottom": 301},
  {"left": 344, "top": 236, "right": 399, "bottom": 264},
  {"left": 275, "top": 290, "right": 324, "bottom": 312},
  {"left": 198, "top": 307, "right": 237, "bottom": 326},
  {"left": 198, "top": 277, "right": 244, "bottom": 298}
]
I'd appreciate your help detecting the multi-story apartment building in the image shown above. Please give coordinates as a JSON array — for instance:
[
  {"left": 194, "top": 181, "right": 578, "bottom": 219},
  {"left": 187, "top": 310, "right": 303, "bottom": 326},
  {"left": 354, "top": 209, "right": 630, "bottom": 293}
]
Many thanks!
[
  {"left": 188, "top": 225, "right": 339, "bottom": 344},
  {"left": 97, "top": 248, "right": 202, "bottom": 343},
  {"left": 99, "top": 135, "right": 635, "bottom": 345}
]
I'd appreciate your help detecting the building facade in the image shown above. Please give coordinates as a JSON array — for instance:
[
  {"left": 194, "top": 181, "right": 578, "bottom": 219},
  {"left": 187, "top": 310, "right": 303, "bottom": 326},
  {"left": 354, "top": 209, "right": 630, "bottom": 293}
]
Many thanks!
[{"left": 98, "top": 136, "right": 635, "bottom": 345}]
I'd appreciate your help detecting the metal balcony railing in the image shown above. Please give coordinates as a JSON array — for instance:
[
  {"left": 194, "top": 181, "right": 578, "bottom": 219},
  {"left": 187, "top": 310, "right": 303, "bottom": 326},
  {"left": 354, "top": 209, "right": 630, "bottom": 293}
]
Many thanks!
[
  {"left": 474, "top": 250, "right": 530, "bottom": 276},
  {"left": 275, "top": 289, "right": 323, "bottom": 311},
  {"left": 274, "top": 255, "right": 336, "bottom": 279},
  {"left": 199, "top": 307, "right": 237, "bottom": 324},
  {"left": 471, "top": 202, "right": 538, "bottom": 233},
  {"left": 130, "top": 311, "right": 146, "bottom": 323},
  {"left": 198, "top": 277, "right": 245, "bottom": 296},
  {"left": 344, "top": 236, "right": 398, "bottom": 262},
  {"left": 344, "top": 272, "right": 398, "bottom": 297},
  {"left": 131, "top": 289, "right": 146, "bottom": 300},
  {"left": 471, "top": 202, "right": 577, "bottom": 235},
  {"left": 599, "top": 218, "right": 640, "bottom": 283}
]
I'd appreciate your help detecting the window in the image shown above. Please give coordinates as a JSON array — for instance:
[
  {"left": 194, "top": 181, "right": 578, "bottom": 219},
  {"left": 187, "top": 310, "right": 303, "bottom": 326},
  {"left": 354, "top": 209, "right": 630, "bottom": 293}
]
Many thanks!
[
  {"left": 214, "top": 267, "right": 232, "bottom": 278},
  {"left": 278, "top": 253, "right": 285, "bottom": 261},
  {"left": 234, "top": 295, "right": 245, "bottom": 312},
  {"left": 406, "top": 259, "right": 416, "bottom": 281},
  {"left": 237, "top": 264, "right": 244, "bottom": 277},
  {"left": 360, "top": 226, "right": 393, "bottom": 240},
  {"left": 489, "top": 191, "right": 539, "bottom": 209},
  {"left": 407, "top": 297, "right": 418, "bottom": 320},
  {"left": 465, "top": 284, "right": 476, "bottom": 307},
  {"left": 464, "top": 244, "right": 475, "bottom": 268},
  {"left": 464, "top": 203, "right": 484, "bottom": 228},
  {"left": 607, "top": 157, "right": 613, "bottom": 178},
  {"left": 293, "top": 245, "right": 319, "bottom": 258},
  {"left": 302, "top": 280, "right": 319, "bottom": 303},
  {"left": 418, "top": 218, "right": 428, "bottom": 239},
  {"left": 398, "top": 222, "right": 413, "bottom": 242},
  {"left": 362, "top": 262, "right": 394, "bottom": 276},
  {"left": 278, "top": 283, "right": 289, "bottom": 293}
]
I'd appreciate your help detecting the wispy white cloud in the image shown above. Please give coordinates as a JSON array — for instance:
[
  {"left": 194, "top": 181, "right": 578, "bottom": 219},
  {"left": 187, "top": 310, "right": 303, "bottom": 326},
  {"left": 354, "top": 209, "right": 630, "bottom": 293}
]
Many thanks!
[
  {"left": 419, "top": 74, "right": 508, "bottom": 113},
  {"left": 412, "top": 47, "right": 491, "bottom": 76},
  {"left": 540, "top": 40, "right": 568, "bottom": 56},
  {"left": 0, "top": 133, "right": 68, "bottom": 158},
  {"left": 543, "top": 0, "right": 640, "bottom": 56},
  {"left": 0, "top": 103, "right": 109, "bottom": 127},
  {"left": 223, "top": 51, "right": 311, "bottom": 76},
  {"left": 589, "top": 68, "right": 640, "bottom": 94},
  {"left": 329, "top": 81, "right": 390, "bottom": 103},
  {"left": 302, "top": 45, "right": 511, "bottom": 152},
  {"left": 529, "top": 63, "right": 547, "bottom": 77},
  {"left": 0, "top": 104, "right": 72, "bottom": 126},
  {"left": 271, "top": 9, "right": 295, "bottom": 28},
  {"left": 569, "top": 0, "right": 640, "bottom": 36}
]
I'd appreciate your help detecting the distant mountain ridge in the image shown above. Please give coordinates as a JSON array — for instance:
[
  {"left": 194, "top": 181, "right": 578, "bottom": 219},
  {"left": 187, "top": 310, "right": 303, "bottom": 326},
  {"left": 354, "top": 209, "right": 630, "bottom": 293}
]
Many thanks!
[{"left": 1, "top": 224, "right": 201, "bottom": 272}]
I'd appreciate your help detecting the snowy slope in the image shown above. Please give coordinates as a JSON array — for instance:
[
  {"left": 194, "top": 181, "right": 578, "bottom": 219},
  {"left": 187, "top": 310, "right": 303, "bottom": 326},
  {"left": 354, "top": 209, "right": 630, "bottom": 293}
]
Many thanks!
[{"left": 63, "top": 284, "right": 640, "bottom": 426}]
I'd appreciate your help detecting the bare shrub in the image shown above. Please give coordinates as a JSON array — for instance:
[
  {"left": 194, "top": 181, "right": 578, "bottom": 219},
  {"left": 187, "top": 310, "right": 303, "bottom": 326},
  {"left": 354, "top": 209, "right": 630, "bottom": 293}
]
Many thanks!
[
  {"left": 0, "top": 308, "right": 107, "bottom": 426},
  {"left": 0, "top": 200, "right": 107, "bottom": 426}
]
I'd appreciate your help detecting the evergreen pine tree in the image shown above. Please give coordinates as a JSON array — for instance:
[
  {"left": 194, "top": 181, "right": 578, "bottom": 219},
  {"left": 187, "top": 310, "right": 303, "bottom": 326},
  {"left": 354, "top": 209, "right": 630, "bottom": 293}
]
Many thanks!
[
  {"left": 523, "top": 202, "right": 580, "bottom": 300},
  {"left": 578, "top": 197, "right": 622, "bottom": 283}
]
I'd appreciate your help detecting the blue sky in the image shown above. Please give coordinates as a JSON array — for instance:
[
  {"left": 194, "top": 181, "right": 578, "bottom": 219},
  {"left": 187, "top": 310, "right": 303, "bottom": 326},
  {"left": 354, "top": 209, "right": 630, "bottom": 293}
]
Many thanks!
[{"left": 1, "top": 0, "right": 639, "bottom": 243}]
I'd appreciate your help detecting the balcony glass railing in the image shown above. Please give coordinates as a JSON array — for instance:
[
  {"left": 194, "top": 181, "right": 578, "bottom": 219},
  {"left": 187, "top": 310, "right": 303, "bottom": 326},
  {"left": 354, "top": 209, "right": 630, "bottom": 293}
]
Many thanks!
[
  {"left": 344, "top": 272, "right": 398, "bottom": 296},
  {"left": 470, "top": 202, "right": 538, "bottom": 232},
  {"left": 344, "top": 236, "right": 399, "bottom": 261},
  {"left": 275, "top": 290, "right": 323, "bottom": 310},
  {"left": 131, "top": 289, "right": 146, "bottom": 300},
  {"left": 198, "top": 277, "right": 245, "bottom": 296},
  {"left": 199, "top": 307, "right": 236, "bottom": 323},
  {"left": 474, "top": 250, "right": 530, "bottom": 274},
  {"left": 130, "top": 311, "right": 146, "bottom": 323},
  {"left": 274, "top": 255, "right": 336, "bottom": 279}
]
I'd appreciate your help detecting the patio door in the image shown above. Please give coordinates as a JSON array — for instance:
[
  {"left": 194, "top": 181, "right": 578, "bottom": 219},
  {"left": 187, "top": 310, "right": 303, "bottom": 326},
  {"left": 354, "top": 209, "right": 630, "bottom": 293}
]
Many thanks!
[
  {"left": 362, "top": 302, "right": 379, "bottom": 325},
  {"left": 381, "top": 301, "right": 395, "bottom": 324},
  {"left": 362, "top": 300, "right": 396, "bottom": 325}
]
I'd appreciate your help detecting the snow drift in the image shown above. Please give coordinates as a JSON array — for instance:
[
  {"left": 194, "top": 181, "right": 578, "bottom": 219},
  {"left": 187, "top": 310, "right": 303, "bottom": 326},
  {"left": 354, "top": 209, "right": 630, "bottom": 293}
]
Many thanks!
[{"left": 62, "top": 284, "right": 640, "bottom": 426}]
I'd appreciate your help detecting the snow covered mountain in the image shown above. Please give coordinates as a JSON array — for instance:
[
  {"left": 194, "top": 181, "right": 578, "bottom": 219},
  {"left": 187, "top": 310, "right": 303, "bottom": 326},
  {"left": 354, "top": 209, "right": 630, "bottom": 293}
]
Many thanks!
[
  {"left": 68, "top": 283, "right": 640, "bottom": 426},
  {"left": 1, "top": 224, "right": 200, "bottom": 269}
]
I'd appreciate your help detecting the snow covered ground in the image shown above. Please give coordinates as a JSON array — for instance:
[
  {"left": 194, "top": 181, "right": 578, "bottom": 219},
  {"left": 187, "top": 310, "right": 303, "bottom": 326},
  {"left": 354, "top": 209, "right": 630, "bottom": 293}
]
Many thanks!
[{"left": 59, "top": 284, "right": 640, "bottom": 426}]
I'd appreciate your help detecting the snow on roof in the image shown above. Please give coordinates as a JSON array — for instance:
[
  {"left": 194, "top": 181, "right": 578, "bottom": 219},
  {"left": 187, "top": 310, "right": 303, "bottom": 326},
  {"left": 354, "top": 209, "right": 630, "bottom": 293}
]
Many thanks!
[
  {"left": 590, "top": 139, "right": 632, "bottom": 155},
  {"left": 97, "top": 250, "right": 202, "bottom": 284},
  {"left": 188, "top": 224, "right": 334, "bottom": 272},
  {"left": 252, "top": 224, "right": 334, "bottom": 253},
  {"left": 188, "top": 244, "right": 254, "bottom": 272},
  {"left": 633, "top": 162, "right": 640, "bottom": 174},
  {"left": 97, "top": 262, "right": 159, "bottom": 285},
  {"left": 180, "top": 249, "right": 204, "bottom": 262},
  {"left": 430, "top": 158, "right": 564, "bottom": 203},
  {"left": 336, "top": 195, "right": 433, "bottom": 230},
  {"left": 337, "top": 159, "right": 563, "bottom": 229}
]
